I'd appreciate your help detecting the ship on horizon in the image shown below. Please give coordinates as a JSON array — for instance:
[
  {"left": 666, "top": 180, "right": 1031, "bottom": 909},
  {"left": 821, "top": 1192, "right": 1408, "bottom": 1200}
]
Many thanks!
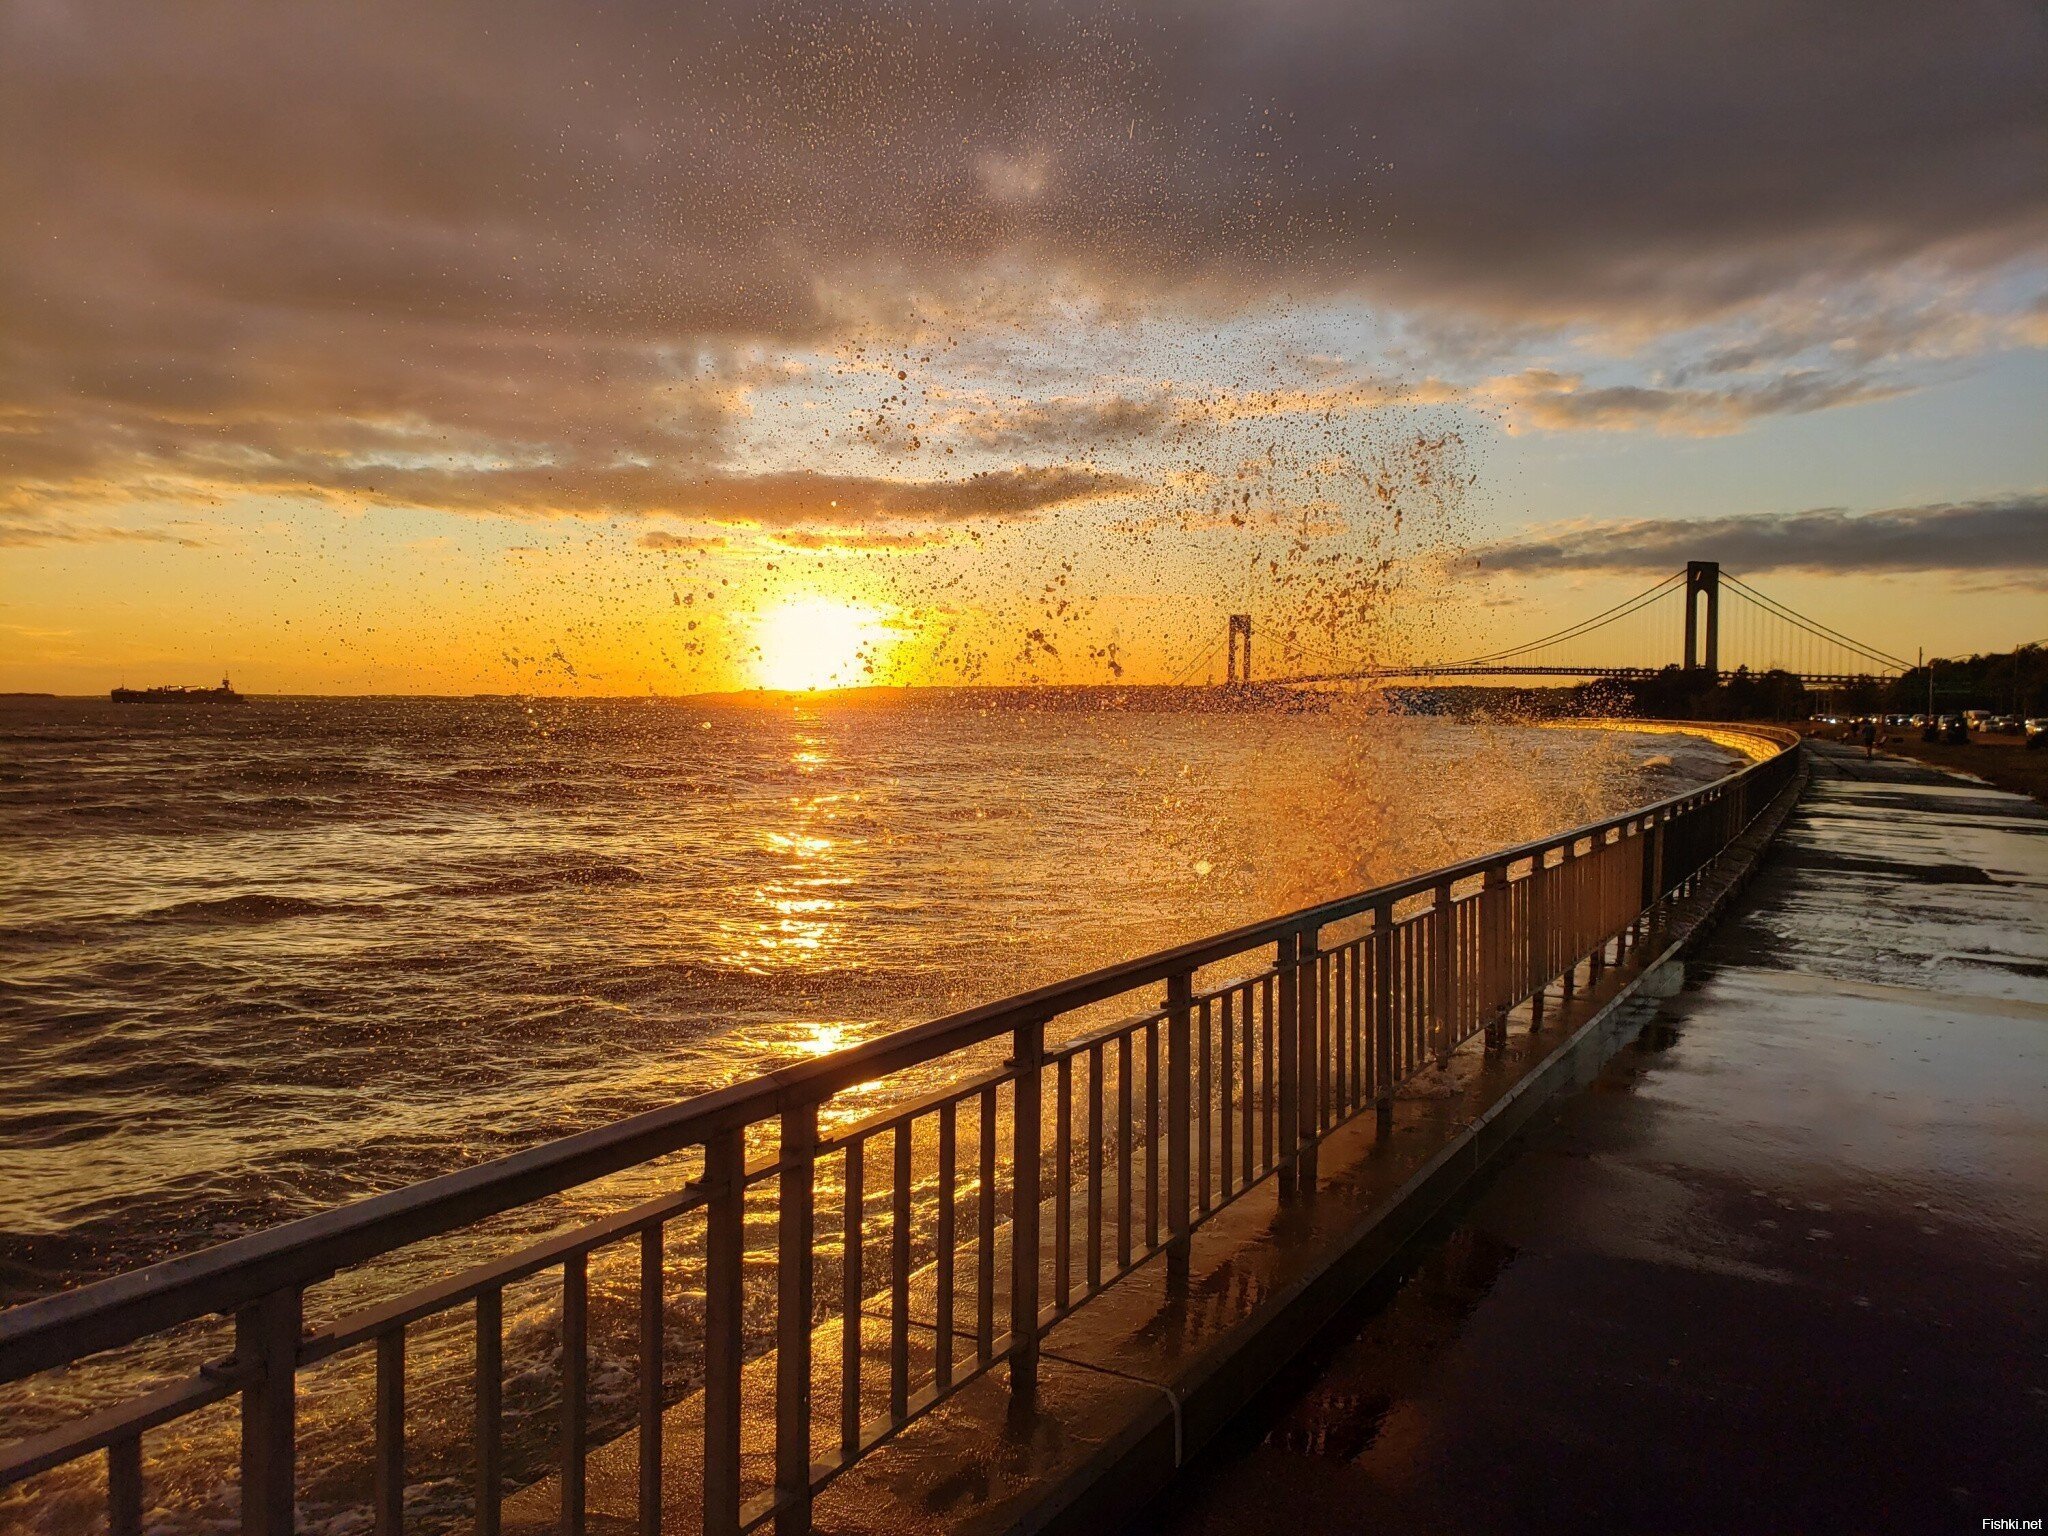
[{"left": 110, "top": 675, "right": 244, "bottom": 704}]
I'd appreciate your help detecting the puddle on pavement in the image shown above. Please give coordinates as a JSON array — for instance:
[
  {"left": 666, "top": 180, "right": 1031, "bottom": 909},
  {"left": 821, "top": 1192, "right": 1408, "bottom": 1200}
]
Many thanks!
[{"left": 1255, "top": 1226, "right": 1520, "bottom": 1463}]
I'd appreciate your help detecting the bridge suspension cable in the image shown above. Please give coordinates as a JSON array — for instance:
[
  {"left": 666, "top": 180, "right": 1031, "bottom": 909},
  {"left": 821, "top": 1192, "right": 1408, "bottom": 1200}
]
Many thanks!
[
  {"left": 1450, "top": 571, "right": 1685, "bottom": 667},
  {"left": 1718, "top": 573, "right": 1913, "bottom": 673},
  {"left": 1166, "top": 631, "right": 1225, "bottom": 687}
]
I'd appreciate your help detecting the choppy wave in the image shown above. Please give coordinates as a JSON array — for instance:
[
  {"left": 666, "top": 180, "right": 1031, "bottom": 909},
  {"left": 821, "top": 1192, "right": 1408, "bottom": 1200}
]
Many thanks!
[
  {"left": 140, "top": 892, "right": 351, "bottom": 925},
  {"left": 429, "top": 861, "right": 643, "bottom": 897}
]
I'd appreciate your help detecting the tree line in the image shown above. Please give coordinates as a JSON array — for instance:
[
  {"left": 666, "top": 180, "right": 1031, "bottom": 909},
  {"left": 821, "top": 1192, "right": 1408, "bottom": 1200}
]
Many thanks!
[{"left": 1560, "top": 643, "right": 2045, "bottom": 721}]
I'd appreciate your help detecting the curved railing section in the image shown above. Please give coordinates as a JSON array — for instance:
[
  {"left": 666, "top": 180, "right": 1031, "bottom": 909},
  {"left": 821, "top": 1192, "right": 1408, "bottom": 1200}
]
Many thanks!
[{"left": 0, "top": 725, "right": 1802, "bottom": 1536}]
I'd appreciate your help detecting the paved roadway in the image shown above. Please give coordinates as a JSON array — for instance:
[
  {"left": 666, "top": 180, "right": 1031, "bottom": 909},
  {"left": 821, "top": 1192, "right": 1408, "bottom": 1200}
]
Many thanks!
[{"left": 1148, "top": 739, "right": 2047, "bottom": 1533}]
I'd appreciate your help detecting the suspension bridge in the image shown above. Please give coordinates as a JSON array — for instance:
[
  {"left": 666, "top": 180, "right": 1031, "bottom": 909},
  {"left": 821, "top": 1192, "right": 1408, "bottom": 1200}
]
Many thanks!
[{"left": 1221, "top": 560, "right": 1915, "bottom": 688}]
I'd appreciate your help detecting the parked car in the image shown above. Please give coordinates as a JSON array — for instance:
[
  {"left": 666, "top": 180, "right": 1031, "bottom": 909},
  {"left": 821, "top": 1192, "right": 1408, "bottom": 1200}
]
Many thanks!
[{"left": 1941, "top": 715, "right": 1970, "bottom": 744}]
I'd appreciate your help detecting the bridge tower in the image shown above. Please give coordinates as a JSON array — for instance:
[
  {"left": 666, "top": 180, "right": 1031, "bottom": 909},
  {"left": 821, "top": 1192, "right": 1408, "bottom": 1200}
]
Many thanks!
[
  {"left": 1683, "top": 561, "right": 1721, "bottom": 674},
  {"left": 1226, "top": 614, "right": 1253, "bottom": 684}
]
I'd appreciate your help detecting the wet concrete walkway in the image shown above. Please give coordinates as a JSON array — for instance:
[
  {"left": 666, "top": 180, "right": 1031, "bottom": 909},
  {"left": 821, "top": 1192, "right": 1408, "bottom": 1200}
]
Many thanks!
[{"left": 1147, "top": 739, "right": 2048, "bottom": 1533}]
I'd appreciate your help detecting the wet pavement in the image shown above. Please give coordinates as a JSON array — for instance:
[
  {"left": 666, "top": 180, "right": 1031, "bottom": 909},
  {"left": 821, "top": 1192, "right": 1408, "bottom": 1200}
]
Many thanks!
[{"left": 1147, "top": 739, "right": 2048, "bottom": 1534}]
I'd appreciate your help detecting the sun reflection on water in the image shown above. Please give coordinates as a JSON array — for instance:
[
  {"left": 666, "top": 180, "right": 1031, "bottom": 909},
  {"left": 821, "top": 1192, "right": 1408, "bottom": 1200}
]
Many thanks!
[
  {"left": 762, "top": 830, "right": 834, "bottom": 858},
  {"left": 745, "top": 741, "right": 861, "bottom": 964},
  {"left": 788, "top": 1019, "right": 853, "bottom": 1057}
]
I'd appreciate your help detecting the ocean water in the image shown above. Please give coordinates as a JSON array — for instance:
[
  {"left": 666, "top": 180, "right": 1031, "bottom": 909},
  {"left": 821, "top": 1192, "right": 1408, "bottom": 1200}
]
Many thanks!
[{"left": 0, "top": 693, "right": 1741, "bottom": 1533}]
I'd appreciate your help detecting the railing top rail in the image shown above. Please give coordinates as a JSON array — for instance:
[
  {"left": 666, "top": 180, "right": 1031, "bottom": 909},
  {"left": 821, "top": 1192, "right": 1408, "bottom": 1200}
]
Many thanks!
[{"left": 0, "top": 721, "right": 1797, "bottom": 1382}]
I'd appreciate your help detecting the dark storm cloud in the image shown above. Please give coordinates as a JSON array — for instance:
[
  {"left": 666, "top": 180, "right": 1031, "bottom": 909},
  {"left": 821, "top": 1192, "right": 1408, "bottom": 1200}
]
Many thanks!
[
  {"left": 1471, "top": 496, "right": 2048, "bottom": 575},
  {"left": 0, "top": 516, "right": 206, "bottom": 549},
  {"left": 1489, "top": 369, "right": 1903, "bottom": 435},
  {"left": 0, "top": 0, "right": 2041, "bottom": 526},
  {"left": 766, "top": 529, "right": 964, "bottom": 552},
  {"left": 10, "top": 0, "right": 2038, "bottom": 328},
  {"left": 637, "top": 532, "right": 732, "bottom": 552},
  {"left": 345, "top": 463, "right": 1138, "bottom": 524},
  {"left": 948, "top": 393, "right": 1180, "bottom": 451}
]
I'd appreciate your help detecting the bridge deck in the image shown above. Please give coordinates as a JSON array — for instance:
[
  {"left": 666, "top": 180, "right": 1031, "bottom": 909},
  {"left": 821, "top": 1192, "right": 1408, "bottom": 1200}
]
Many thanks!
[{"left": 1149, "top": 738, "right": 2048, "bottom": 1533}]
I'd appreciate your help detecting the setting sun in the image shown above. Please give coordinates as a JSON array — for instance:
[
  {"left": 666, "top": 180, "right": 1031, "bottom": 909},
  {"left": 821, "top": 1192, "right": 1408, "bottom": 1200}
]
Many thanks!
[{"left": 751, "top": 595, "right": 894, "bottom": 691}]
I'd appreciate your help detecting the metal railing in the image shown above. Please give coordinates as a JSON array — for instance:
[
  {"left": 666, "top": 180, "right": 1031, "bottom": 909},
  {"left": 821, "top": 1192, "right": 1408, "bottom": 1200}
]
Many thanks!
[{"left": 0, "top": 728, "right": 1801, "bottom": 1536}]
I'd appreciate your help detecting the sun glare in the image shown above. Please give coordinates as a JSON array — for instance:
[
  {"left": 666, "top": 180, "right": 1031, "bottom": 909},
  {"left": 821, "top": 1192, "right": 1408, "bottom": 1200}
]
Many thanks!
[{"left": 752, "top": 595, "right": 892, "bottom": 691}]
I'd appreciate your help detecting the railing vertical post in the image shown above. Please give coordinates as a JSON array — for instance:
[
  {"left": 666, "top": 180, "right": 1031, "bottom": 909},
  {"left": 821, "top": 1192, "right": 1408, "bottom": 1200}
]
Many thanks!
[
  {"left": 1274, "top": 933, "right": 1299, "bottom": 1200},
  {"left": 840, "top": 1139, "right": 865, "bottom": 1453},
  {"left": 1616, "top": 823, "right": 1633, "bottom": 954},
  {"left": 1296, "top": 925, "right": 1321, "bottom": 1190},
  {"left": 1622, "top": 829, "right": 1636, "bottom": 951},
  {"left": 1527, "top": 851, "right": 1547, "bottom": 1030},
  {"left": 638, "top": 1227, "right": 665, "bottom": 1536},
  {"left": 1623, "top": 827, "right": 1638, "bottom": 947},
  {"left": 1637, "top": 819, "right": 1651, "bottom": 943},
  {"left": 776, "top": 1105, "right": 818, "bottom": 1536},
  {"left": 975, "top": 1098, "right": 996, "bottom": 1360},
  {"left": 373, "top": 1330, "right": 404, "bottom": 1536},
  {"left": 1373, "top": 900, "right": 1395, "bottom": 1131},
  {"left": 1483, "top": 865, "right": 1510, "bottom": 1050},
  {"left": 235, "top": 1286, "right": 302, "bottom": 1536},
  {"left": 937, "top": 1102, "right": 959, "bottom": 1381},
  {"left": 561, "top": 1254, "right": 587, "bottom": 1536},
  {"left": 1590, "top": 836, "right": 1608, "bottom": 977},
  {"left": 703, "top": 1126, "right": 745, "bottom": 1536},
  {"left": 475, "top": 1290, "right": 503, "bottom": 1536},
  {"left": 108, "top": 1438, "right": 143, "bottom": 1536},
  {"left": 888, "top": 1130, "right": 911, "bottom": 1420},
  {"left": 1649, "top": 813, "right": 1667, "bottom": 923},
  {"left": 1633, "top": 819, "right": 1647, "bottom": 911},
  {"left": 1560, "top": 842, "right": 1578, "bottom": 1001},
  {"left": 1432, "top": 879, "right": 1455, "bottom": 1064},
  {"left": 1166, "top": 971, "right": 1194, "bottom": 1285},
  {"left": 1621, "top": 834, "right": 1634, "bottom": 951},
  {"left": 1009, "top": 1017, "right": 1045, "bottom": 1398}
]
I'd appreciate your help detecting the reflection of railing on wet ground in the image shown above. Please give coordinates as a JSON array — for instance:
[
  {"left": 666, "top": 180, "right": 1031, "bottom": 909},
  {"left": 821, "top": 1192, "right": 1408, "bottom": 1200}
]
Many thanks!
[{"left": 0, "top": 728, "right": 1801, "bottom": 1536}]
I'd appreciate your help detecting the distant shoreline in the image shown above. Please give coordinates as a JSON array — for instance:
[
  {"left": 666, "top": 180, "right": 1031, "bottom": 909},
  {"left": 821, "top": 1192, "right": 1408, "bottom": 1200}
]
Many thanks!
[{"left": 1, "top": 682, "right": 1610, "bottom": 715}]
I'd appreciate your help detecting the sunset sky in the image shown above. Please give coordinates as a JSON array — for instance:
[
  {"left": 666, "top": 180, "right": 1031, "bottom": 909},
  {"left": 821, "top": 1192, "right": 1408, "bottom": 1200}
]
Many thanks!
[{"left": 2, "top": 0, "right": 2043, "bottom": 694}]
